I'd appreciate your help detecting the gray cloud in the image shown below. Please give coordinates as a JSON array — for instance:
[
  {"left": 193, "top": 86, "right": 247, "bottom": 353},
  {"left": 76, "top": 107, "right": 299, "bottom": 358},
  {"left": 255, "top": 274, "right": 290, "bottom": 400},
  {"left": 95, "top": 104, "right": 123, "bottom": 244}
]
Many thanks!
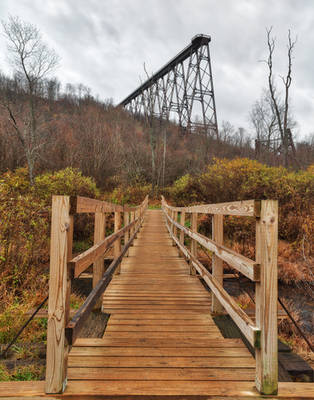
[{"left": 0, "top": 0, "right": 313, "bottom": 137}]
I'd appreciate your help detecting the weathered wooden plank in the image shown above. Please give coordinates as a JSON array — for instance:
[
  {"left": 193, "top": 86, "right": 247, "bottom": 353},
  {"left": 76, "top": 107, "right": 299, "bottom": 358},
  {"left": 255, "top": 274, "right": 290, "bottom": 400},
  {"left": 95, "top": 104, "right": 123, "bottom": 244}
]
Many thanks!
[
  {"left": 107, "top": 318, "right": 214, "bottom": 325},
  {"left": 102, "top": 332, "right": 222, "bottom": 339},
  {"left": 68, "top": 367, "right": 255, "bottom": 381},
  {"left": 73, "top": 337, "right": 246, "bottom": 347},
  {"left": 105, "top": 325, "right": 219, "bottom": 332},
  {"left": 1, "top": 380, "right": 314, "bottom": 398},
  {"left": 75, "top": 196, "right": 124, "bottom": 213},
  {"left": 45, "top": 196, "right": 70, "bottom": 394},
  {"left": 107, "top": 313, "right": 213, "bottom": 319},
  {"left": 255, "top": 200, "right": 278, "bottom": 395},
  {"left": 68, "top": 356, "right": 255, "bottom": 368},
  {"left": 70, "top": 346, "right": 252, "bottom": 357},
  {"left": 103, "top": 300, "right": 211, "bottom": 305},
  {"left": 162, "top": 196, "right": 260, "bottom": 216}
]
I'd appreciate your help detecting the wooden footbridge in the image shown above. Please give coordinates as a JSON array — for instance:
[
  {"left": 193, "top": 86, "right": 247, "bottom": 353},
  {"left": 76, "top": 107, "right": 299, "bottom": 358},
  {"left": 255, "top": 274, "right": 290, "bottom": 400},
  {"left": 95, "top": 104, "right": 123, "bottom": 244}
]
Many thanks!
[{"left": 1, "top": 195, "right": 313, "bottom": 399}]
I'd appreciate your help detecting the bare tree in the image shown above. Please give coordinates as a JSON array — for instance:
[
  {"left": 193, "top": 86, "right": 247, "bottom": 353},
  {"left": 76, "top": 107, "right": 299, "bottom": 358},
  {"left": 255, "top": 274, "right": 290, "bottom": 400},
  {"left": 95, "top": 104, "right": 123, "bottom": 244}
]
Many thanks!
[
  {"left": 263, "top": 27, "right": 298, "bottom": 167},
  {"left": 1, "top": 16, "right": 60, "bottom": 183}
]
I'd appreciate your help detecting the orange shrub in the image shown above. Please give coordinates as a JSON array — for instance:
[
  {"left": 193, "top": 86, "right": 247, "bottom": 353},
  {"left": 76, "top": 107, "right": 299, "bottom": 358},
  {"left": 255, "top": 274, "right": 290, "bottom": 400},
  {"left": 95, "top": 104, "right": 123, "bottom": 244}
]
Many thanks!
[
  {"left": 0, "top": 167, "right": 99, "bottom": 303},
  {"left": 168, "top": 158, "right": 314, "bottom": 244}
]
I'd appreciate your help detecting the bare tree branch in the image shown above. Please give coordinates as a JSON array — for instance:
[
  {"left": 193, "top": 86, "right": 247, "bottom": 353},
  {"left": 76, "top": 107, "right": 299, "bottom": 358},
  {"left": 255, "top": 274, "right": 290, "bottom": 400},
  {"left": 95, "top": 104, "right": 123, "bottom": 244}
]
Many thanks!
[{"left": 1, "top": 15, "right": 60, "bottom": 183}]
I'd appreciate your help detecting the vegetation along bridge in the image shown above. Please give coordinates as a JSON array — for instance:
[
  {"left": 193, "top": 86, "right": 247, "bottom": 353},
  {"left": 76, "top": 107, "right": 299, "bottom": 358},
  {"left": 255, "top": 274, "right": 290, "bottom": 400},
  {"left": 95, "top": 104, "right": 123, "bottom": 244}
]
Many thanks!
[{"left": 0, "top": 195, "right": 313, "bottom": 399}]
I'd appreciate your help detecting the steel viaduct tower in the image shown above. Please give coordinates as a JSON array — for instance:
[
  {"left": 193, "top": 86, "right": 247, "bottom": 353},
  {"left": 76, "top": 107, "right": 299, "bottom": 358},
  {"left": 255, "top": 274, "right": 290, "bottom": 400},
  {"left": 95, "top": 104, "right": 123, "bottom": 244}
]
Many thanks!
[{"left": 119, "top": 34, "right": 218, "bottom": 137}]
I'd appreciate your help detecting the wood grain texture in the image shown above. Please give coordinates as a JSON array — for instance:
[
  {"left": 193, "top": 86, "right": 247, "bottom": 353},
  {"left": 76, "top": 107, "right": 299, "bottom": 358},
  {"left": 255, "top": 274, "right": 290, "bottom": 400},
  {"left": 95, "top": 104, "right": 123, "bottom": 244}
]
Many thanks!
[
  {"left": 45, "top": 196, "right": 70, "bottom": 394},
  {"left": 255, "top": 200, "right": 279, "bottom": 395},
  {"left": 76, "top": 196, "right": 124, "bottom": 213},
  {"left": 179, "top": 211, "right": 185, "bottom": 246},
  {"left": 212, "top": 214, "right": 224, "bottom": 313},
  {"left": 161, "top": 195, "right": 260, "bottom": 216},
  {"left": 114, "top": 211, "right": 121, "bottom": 274},
  {"left": 1, "top": 380, "right": 314, "bottom": 398},
  {"left": 123, "top": 211, "right": 130, "bottom": 256},
  {"left": 93, "top": 212, "right": 106, "bottom": 290}
]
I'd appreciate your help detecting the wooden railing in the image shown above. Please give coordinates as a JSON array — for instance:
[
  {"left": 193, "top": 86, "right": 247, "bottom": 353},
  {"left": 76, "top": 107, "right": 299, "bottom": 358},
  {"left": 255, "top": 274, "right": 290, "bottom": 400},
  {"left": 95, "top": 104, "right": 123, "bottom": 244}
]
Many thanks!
[
  {"left": 45, "top": 195, "right": 148, "bottom": 394},
  {"left": 161, "top": 196, "right": 278, "bottom": 395}
]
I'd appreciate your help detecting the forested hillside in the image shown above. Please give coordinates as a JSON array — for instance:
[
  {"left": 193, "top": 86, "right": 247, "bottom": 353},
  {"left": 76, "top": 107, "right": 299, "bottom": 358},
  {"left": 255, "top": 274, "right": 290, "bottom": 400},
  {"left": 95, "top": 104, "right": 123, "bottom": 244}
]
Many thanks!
[{"left": 1, "top": 73, "right": 313, "bottom": 190}]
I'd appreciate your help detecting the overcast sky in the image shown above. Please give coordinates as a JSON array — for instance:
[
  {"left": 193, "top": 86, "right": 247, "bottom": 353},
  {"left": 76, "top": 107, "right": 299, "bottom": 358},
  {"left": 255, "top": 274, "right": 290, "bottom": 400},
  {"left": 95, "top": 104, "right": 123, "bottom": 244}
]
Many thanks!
[{"left": 0, "top": 0, "right": 313, "bottom": 138}]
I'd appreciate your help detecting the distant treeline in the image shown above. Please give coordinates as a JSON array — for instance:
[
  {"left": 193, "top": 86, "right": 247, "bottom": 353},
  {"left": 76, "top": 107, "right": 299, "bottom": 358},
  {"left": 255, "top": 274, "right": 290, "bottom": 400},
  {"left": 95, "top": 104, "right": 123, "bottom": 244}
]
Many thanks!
[{"left": 0, "top": 73, "right": 313, "bottom": 188}]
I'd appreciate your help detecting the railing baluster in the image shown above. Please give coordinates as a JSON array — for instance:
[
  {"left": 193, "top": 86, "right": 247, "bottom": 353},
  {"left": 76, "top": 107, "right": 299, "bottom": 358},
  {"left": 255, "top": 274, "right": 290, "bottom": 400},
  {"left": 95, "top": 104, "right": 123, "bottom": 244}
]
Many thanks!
[
  {"left": 66, "top": 215, "right": 74, "bottom": 323},
  {"left": 180, "top": 211, "right": 185, "bottom": 246},
  {"left": 190, "top": 212, "right": 198, "bottom": 275},
  {"left": 93, "top": 212, "right": 106, "bottom": 289},
  {"left": 255, "top": 200, "right": 278, "bottom": 395},
  {"left": 114, "top": 211, "right": 122, "bottom": 274},
  {"left": 45, "top": 196, "right": 71, "bottom": 394},
  {"left": 124, "top": 210, "right": 130, "bottom": 256},
  {"left": 130, "top": 211, "right": 135, "bottom": 237},
  {"left": 173, "top": 210, "right": 178, "bottom": 238},
  {"left": 211, "top": 214, "right": 224, "bottom": 314}
]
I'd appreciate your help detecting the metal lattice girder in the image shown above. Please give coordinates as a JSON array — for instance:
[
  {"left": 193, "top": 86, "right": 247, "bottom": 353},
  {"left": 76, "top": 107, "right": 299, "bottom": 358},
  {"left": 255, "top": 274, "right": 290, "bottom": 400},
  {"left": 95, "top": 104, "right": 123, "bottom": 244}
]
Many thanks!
[{"left": 119, "top": 34, "right": 218, "bottom": 137}]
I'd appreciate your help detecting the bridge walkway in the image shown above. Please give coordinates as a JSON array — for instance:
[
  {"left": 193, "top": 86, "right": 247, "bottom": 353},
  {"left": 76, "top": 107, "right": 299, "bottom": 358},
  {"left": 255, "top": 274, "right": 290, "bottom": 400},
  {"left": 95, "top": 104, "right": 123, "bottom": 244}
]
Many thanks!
[
  {"left": 0, "top": 209, "right": 313, "bottom": 397},
  {"left": 68, "top": 209, "right": 256, "bottom": 394}
]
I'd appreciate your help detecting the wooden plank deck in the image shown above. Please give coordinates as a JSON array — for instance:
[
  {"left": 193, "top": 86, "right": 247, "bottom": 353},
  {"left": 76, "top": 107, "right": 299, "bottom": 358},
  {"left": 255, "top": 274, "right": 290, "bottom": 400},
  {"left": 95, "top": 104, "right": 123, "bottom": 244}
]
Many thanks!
[{"left": 0, "top": 210, "right": 313, "bottom": 398}]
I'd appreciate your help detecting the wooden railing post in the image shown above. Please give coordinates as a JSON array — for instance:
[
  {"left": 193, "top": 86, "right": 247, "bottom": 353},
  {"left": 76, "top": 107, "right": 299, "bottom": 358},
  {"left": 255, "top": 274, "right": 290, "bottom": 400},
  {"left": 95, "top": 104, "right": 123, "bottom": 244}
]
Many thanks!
[
  {"left": 190, "top": 212, "right": 198, "bottom": 275},
  {"left": 66, "top": 215, "right": 74, "bottom": 323},
  {"left": 211, "top": 214, "right": 224, "bottom": 314},
  {"left": 179, "top": 211, "right": 185, "bottom": 257},
  {"left": 255, "top": 200, "right": 278, "bottom": 395},
  {"left": 124, "top": 210, "right": 130, "bottom": 256},
  {"left": 114, "top": 211, "right": 122, "bottom": 274},
  {"left": 136, "top": 208, "right": 140, "bottom": 233},
  {"left": 93, "top": 212, "right": 106, "bottom": 288},
  {"left": 45, "top": 196, "right": 71, "bottom": 394},
  {"left": 93, "top": 211, "right": 106, "bottom": 309},
  {"left": 180, "top": 212, "right": 185, "bottom": 244},
  {"left": 130, "top": 211, "right": 135, "bottom": 237},
  {"left": 173, "top": 211, "right": 178, "bottom": 238},
  {"left": 170, "top": 210, "right": 175, "bottom": 246}
]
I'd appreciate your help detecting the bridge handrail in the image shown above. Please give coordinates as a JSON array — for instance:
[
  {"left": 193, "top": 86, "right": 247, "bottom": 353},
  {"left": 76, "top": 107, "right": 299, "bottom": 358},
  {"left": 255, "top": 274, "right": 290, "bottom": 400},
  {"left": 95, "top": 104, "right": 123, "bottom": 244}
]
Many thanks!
[
  {"left": 163, "top": 198, "right": 260, "bottom": 216},
  {"left": 161, "top": 196, "right": 278, "bottom": 395},
  {"left": 69, "top": 218, "right": 139, "bottom": 278},
  {"left": 45, "top": 195, "right": 149, "bottom": 394},
  {"left": 73, "top": 195, "right": 141, "bottom": 213}
]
